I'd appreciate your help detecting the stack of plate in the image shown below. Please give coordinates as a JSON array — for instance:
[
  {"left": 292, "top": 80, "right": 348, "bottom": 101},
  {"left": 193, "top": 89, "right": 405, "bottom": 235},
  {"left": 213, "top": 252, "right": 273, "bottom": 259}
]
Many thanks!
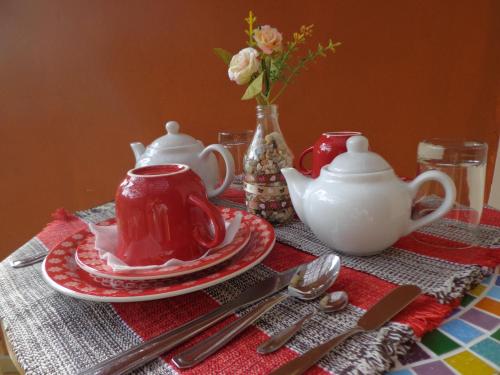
[{"left": 42, "top": 207, "right": 276, "bottom": 302}]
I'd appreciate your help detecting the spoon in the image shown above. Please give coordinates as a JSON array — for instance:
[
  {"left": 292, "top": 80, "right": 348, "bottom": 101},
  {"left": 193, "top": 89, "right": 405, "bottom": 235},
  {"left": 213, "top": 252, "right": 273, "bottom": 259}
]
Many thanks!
[
  {"left": 172, "top": 254, "right": 341, "bottom": 369},
  {"left": 257, "top": 291, "right": 349, "bottom": 354}
]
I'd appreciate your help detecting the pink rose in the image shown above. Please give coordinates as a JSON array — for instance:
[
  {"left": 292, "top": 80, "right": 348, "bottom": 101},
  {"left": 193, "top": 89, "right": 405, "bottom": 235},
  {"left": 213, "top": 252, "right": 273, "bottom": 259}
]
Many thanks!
[{"left": 253, "top": 25, "right": 283, "bottom": 55}]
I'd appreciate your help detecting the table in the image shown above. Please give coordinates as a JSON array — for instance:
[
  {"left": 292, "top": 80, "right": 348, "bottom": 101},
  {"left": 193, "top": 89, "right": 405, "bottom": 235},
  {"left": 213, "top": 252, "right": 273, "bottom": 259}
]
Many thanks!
[
  {"left": 0, "top": 197, "right": 499, "bottom": 374},
  {"left": 0, "top": 322, "right": 22, "bottom": 375},
  {"left": 391, "top": 269, "right": 500, "bottom": 374}
]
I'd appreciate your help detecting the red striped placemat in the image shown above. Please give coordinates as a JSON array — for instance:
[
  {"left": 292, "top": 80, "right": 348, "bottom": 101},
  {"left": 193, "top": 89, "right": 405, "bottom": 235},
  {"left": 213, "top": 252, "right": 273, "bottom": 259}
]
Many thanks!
[{"left": 0, "top": 190, "right": 498, "bottom": 374}]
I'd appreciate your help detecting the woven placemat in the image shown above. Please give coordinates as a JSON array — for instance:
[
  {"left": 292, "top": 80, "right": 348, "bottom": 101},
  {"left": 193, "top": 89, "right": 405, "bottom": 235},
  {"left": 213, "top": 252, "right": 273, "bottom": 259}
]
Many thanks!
[{"left": 0, "top": 199, "right": 498, "bottom": 374}]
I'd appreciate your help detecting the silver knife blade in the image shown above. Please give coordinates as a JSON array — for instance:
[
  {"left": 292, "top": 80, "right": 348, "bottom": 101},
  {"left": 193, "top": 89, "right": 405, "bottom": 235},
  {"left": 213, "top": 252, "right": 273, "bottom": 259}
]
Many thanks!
[{"left": 80, "top": 265, "right": 299, "bottom": 375}]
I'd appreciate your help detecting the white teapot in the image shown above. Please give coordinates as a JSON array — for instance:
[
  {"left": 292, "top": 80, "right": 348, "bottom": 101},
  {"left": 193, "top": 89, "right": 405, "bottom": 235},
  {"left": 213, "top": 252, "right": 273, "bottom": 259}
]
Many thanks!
[
  {"left": 282, "top": 135, "right": 456, "bottom": 256},
  {"left": 131, "top": 121, "right": 235, "bottom": 198}
]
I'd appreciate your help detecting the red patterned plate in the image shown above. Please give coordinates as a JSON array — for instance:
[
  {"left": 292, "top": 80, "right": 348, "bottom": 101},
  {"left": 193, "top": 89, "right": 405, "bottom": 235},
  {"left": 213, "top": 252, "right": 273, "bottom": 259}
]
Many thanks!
[
  {"left": 75, "top": 219, "right": 251, "bottom": 281},
  {"left": 42, "top": 208, "right": 275, "bottom": 302}
]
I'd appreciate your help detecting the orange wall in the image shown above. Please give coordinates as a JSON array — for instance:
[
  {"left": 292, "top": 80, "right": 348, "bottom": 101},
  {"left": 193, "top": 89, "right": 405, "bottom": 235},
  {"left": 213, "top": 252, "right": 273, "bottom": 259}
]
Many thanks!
[{"left": 1, "top": 0, "right": 499, "bottom": 259}]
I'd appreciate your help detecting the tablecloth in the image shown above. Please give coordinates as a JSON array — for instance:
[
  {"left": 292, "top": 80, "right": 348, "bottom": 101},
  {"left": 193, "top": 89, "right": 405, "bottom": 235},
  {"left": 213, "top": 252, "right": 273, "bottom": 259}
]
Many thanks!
[
  {"left": 390, "top": 270, "right": 500, "bottom": 374},
  {"left": 0, "top": 191, "right": 499, "bottom": 374}
]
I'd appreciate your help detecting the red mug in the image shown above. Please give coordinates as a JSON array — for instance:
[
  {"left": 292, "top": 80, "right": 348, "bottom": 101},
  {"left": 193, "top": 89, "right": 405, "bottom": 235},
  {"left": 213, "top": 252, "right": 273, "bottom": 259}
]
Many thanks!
[
  {"left": 115, "top": 164, "right": 226, "bottom": 266},
  {"left": 298, "top": 131, "right": 362, "bottom": 178}
]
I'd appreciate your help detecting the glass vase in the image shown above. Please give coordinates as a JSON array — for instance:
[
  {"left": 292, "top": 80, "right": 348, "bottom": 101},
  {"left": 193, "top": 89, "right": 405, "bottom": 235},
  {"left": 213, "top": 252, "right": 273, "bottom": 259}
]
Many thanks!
[{"left": 243, "top": 105, "right": 295, "bottom": 225}]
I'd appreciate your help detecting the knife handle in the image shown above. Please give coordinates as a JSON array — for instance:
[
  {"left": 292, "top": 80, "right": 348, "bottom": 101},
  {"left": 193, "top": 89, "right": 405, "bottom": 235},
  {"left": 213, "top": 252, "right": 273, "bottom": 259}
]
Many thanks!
[
  {"left": 270, "top": 326, "right": 364, "bottom": 375},
  {"left": 79, "top": 267, "right": 298, "bottom": 375},
  {"left": 79, "top": 303, "right": 239, "bottom": 375},
  {"left": 10, "top": 253, "right": 47, "bottom": 268},
  {"left": 173, "top": 294, "right": 289, "bottom": 369}
]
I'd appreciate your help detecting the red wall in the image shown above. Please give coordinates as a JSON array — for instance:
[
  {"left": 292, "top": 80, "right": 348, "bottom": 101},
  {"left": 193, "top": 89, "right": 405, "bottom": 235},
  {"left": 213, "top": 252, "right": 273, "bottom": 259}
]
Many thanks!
[{"left": 1, "top": 0, "right": 499, "bottom": 258}]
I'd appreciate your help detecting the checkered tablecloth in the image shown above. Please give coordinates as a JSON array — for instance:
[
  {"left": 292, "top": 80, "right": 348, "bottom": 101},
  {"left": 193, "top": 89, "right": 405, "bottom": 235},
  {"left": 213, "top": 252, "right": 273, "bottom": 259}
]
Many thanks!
[{"left": 0, "top": 190, "right": 499, "bottom": 374}]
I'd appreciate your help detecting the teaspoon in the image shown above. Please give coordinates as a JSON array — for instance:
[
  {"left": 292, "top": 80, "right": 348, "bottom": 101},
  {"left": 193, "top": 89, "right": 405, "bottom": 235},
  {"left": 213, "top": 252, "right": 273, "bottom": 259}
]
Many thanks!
[{"left": 257, "top": 291, "right": 349, "bottom": 354}]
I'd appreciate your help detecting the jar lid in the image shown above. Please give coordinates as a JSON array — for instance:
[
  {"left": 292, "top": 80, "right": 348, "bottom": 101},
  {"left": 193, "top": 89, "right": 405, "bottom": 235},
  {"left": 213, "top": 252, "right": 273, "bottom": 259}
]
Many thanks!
[
  {"left": 150, "top": 121, "right": 199, "bottom": 149},
  {"left": 326, "top": 135, "right": 392, "bottom": 174}
]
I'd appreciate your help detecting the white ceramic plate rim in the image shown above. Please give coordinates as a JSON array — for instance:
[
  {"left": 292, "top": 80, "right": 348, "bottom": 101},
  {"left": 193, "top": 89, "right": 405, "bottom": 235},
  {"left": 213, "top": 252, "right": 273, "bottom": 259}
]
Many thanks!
[
  {"left": 42, "top": 237, "right": 275, "bottom": 303},
  {"left": 74, "top": 223, "right": 251, "bottom": 281}
]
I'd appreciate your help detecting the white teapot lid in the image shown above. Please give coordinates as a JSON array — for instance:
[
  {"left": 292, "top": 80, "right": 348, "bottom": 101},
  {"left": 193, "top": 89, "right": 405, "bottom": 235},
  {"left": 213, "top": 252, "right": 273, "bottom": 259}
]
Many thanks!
[
  {"left": 150, "top": 121, "right": 199, "bottom": 149},
  {"left": 327, "top": 135, "right": 391, "bottom": 174}
]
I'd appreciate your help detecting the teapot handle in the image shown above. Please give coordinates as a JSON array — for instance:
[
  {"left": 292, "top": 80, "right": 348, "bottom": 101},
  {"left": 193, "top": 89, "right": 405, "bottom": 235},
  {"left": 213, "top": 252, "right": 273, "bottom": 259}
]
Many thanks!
[
  {"left": 404, "top": 170, "right": 456, "bottom": 235},
  {"left": 199, "top": 144, "right": 235, "bottom": 198}
]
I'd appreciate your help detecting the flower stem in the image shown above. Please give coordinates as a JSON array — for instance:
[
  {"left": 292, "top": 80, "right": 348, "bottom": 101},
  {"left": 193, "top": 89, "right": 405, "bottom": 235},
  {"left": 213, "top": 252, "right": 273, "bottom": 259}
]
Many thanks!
[
  {"left": 255, "top": 93, "right": 269, "bottom": 105},
  {"left": 270, "top": 64, "right": 301, "bottom": 103},
  {"left": 264, "top": 56, "right": 273, "bottom": 100},
  {"left": 270, "top": 40, "right": 340, "bottom": 103}
]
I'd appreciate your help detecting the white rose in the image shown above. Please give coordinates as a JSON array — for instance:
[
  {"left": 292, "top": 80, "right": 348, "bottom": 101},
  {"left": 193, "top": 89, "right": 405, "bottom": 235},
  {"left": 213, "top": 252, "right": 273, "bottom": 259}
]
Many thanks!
[{"left": 228, "top": 47, "right": 260, "bottom": 85}]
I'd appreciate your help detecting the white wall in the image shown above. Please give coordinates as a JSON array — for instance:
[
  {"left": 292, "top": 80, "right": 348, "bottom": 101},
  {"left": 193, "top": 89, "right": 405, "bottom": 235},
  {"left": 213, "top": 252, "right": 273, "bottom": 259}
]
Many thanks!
[{"left": 488, "top": 137, "right": 500, "bottom": 208}]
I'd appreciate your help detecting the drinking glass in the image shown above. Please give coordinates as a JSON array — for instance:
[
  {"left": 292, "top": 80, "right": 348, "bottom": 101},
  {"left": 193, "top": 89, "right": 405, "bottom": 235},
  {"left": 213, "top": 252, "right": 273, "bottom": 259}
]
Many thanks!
[
  {"left": 218, "top": 130, "right": 254, "bottom": 186},
  {"left": 412, "top": 139, "right": 488, "bottom": 248}
]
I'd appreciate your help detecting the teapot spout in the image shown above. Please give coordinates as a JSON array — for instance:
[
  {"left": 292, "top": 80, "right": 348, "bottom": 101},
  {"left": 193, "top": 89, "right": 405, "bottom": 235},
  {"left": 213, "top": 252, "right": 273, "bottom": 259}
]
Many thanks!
[
  {"left": 281, "top": 167, "right": 311, "bottom": 224},
  {"left": 130, "top": 142, "right": 146, "bottom": 163}
]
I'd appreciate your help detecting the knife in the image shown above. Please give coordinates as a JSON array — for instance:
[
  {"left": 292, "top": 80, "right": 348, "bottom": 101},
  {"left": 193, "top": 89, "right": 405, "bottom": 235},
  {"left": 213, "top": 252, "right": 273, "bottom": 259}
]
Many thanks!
[
  {"left": 10, "top": 253, "right": 47, "bottom": 268},
  {"left": 270, "top": 284, "right": 422, "bottom": 375},
  {"left": 79, "top": 265, "right": 299, "bottom": 375}
]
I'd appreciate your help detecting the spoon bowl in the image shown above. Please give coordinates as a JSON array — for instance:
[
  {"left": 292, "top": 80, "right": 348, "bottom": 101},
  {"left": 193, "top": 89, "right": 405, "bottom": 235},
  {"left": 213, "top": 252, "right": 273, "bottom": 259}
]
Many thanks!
[
  {"left": 289, "top": 254, "right": 341, "bottom": 299},
  {"left": 319, "top": 291, "right": 349, "bottom": 312}
]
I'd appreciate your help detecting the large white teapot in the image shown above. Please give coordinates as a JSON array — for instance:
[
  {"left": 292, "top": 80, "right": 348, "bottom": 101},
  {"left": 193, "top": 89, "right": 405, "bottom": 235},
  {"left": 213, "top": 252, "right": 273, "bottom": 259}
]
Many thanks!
[
  {"left": 131, "top": 121, "right": 234, "bottom": 198},
  {"left": 282, "top": 135, "right": 456, "bottom": 256}
]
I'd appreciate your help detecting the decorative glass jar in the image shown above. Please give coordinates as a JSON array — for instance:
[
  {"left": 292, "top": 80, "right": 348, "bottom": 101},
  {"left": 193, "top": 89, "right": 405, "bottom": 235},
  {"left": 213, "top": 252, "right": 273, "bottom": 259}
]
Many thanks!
[{"left": 243, "top": 105, "right": 294, "bottom": 224}]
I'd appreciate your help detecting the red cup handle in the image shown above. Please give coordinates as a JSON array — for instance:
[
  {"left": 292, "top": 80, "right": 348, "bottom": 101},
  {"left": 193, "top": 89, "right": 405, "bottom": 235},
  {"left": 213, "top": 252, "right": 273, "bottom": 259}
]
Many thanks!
[
  {"left": 188, "top": 194, "right": 226, "bottom": 248},
  {"left": 298, "top": 147, "right": 313, "bottom": 175}
]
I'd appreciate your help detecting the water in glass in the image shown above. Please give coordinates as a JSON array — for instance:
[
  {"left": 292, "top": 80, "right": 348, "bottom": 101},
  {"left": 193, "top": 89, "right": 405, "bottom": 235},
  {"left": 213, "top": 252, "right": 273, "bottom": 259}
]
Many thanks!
[{"left": 413, "top": 139, "right": 488, "bottom": 248}]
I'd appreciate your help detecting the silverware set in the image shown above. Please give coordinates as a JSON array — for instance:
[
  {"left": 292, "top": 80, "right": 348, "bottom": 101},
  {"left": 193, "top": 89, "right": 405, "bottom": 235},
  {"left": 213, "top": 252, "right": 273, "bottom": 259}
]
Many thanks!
[
  {"left": 11, "top": 252, "right": 421, "bottom": 375},
  {"left": 73, "top": 253, "right": 420, "bottom": 375},
  {"left": 172, "top": 254, "right": 341, "bottom": 369},
  {"left": 270, "top": 284, "right": 421, "bottom": 374}
]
